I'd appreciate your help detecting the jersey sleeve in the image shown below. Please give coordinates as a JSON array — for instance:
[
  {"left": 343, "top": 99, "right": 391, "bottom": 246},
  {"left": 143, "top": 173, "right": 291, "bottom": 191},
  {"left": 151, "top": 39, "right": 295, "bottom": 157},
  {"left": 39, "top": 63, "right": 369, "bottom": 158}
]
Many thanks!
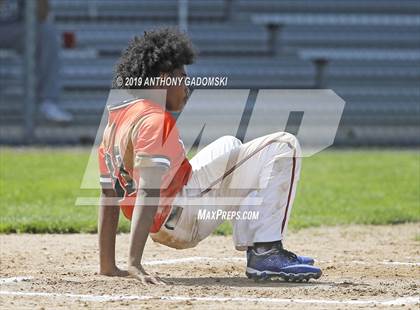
[{"left": 131, "top": 112, "right": 178, "bottom": 171}]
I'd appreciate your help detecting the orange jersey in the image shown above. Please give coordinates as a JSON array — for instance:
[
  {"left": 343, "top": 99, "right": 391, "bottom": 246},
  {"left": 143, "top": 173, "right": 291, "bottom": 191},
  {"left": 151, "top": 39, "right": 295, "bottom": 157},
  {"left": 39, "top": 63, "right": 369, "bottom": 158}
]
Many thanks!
[{"left": 98, "top": 99, "right": 192, "bottom": 233}]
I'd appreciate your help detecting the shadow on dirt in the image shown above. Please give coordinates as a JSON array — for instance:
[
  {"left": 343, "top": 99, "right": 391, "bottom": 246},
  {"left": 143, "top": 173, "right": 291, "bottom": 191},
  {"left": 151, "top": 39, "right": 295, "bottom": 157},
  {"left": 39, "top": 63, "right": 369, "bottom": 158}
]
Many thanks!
[{"left": 160, "top": 277, "right": 364, "bottom": 288}]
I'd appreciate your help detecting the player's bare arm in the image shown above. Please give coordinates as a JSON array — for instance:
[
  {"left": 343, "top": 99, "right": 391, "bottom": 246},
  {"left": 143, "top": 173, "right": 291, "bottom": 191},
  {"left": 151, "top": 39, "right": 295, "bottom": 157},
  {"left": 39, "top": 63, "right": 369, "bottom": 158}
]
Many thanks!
[
  {"left": 127, "top": 166, "right": 166, "bottom": 285},
  {"left": 98, "top": 188, "right": 128, "bottom": 277}
]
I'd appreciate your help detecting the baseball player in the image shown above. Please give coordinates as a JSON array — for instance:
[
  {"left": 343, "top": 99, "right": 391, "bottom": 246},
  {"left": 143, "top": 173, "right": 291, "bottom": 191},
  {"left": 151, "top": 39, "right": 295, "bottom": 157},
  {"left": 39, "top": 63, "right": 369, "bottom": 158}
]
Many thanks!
[{"left": 98, "top": 28, "right": 322, "bottom": 284}]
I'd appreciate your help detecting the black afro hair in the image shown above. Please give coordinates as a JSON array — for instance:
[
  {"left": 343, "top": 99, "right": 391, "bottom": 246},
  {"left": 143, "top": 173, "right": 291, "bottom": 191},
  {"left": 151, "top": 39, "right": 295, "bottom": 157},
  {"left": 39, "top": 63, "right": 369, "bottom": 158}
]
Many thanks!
[{"left": 112, "top": 27, "right": 195, "bottom": 89}]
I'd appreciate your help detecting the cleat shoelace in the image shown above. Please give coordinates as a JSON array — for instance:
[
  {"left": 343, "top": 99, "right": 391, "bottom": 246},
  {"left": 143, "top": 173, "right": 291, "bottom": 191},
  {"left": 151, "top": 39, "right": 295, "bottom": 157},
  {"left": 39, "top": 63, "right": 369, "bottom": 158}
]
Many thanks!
[
  {"left": 280, "top": 249, "right": 298, "bottom": 260},
  {"left": 271, "top": 244, "right": 298, "bottom": 261}
]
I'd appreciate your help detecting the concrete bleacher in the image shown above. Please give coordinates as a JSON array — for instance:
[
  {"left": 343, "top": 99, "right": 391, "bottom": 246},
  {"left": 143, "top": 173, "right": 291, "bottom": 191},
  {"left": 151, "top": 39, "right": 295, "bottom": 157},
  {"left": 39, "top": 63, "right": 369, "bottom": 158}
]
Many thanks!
[
  {"left": 0, "top": 0, "right": 419, "bottom": 145},
  {"left": 252, "top": 14, "right": 420, "bottom": 54},
  {"left": 52, "top": 0, "right": 229, "bottom": 21},
  {"left": 234, "top": 0, "right": 420, "bottom": 17},
  {"left": 57, "top": 23, "right": 269, "bottom": 56}
]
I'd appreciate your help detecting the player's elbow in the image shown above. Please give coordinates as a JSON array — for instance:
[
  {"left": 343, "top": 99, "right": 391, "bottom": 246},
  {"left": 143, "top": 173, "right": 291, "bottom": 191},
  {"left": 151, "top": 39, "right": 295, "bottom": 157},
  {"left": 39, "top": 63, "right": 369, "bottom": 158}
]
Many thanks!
[{"left": 136, "top": 166, "right": 167, "bottom": 192}]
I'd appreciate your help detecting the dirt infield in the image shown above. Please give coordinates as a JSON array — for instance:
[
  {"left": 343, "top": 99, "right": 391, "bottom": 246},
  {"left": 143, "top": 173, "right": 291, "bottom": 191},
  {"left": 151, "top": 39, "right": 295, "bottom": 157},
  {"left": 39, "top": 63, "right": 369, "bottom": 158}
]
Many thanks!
[{"left": 1, "top": 224, "right": 419, "bottom": 309}]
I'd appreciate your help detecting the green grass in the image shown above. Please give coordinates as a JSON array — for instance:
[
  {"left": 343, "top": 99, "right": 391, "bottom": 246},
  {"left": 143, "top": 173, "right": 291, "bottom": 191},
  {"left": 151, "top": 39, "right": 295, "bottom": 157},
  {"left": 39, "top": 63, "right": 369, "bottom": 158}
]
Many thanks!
[
  {"left": 292, "top": 150, "right": 419, "bottom": 229},
  {"left": 0, "top": 148, "right": 419, "bottom": 234}
]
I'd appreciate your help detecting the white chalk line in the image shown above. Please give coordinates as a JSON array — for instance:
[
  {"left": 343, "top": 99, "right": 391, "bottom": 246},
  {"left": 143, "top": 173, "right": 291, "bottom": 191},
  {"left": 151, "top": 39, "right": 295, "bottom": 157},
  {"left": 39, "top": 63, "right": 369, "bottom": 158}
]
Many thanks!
[
  {"left": 0, "top": 276, "right": 33, "bottom": 284},
  {"left": 77, "top": 256, "right": 245, "bottom": 270},
  {"left": 143, "top": 256, "right": 245, "bottom": 265},
  {"left": 0, "top": 290, "right": 418, "bottom": 305},
  {"left": 350, "top": 260, "right": 420, "bottom": 267},
  {"left": 143, "top": 257, "right": 420, "bottom": 267},
  {"left": 89, "top": 256, "right": 420, "bottom": 268}
]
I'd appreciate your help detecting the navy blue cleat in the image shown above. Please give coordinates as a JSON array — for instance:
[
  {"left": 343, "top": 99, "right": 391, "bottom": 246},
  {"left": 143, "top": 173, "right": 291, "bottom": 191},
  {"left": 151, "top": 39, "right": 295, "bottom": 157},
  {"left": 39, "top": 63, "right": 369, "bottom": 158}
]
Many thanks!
[
  {"left": 297, "top": 255, "right": 315, "bottom": 265},
  {"left": 246, "top": 244, "right": 321, "bottom": 282}
]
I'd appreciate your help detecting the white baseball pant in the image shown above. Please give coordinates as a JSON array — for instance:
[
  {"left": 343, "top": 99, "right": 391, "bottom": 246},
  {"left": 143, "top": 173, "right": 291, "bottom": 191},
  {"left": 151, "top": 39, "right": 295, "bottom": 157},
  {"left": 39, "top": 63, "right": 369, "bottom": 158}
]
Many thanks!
[{"left": 150, "top": 132, "right": 302, "bottom": 251}]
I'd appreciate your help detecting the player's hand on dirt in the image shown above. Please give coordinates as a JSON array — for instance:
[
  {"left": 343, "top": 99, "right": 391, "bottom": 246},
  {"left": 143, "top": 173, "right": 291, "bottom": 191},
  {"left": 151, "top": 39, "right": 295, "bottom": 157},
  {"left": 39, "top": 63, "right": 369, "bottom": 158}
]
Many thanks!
[{"left": 128, "top": 265, "right": 166, "bottom": 285}]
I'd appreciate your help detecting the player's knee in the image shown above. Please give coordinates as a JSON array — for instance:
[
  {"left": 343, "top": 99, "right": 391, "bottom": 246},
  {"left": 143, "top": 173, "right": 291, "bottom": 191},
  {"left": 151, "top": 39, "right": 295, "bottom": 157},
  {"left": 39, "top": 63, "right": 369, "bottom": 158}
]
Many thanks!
[
  {"left": 285, "top": 133, "right": 302, "bottom": 157},
  {"left": 279, "top": 132, "right": 296, "bottom": 144},
  {"left": 274, "top": 132, "right": 302, "bottom": 157},
  {"left": 218, "top": 135, "right": 242, "bottom": 148}
]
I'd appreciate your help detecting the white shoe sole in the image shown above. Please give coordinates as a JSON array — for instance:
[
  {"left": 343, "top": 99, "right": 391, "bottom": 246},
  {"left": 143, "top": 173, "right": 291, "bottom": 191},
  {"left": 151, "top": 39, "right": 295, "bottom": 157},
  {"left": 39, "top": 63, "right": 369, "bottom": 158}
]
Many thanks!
[{"left": 246, "top": 267, "right": 321, "bottom": 282}]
